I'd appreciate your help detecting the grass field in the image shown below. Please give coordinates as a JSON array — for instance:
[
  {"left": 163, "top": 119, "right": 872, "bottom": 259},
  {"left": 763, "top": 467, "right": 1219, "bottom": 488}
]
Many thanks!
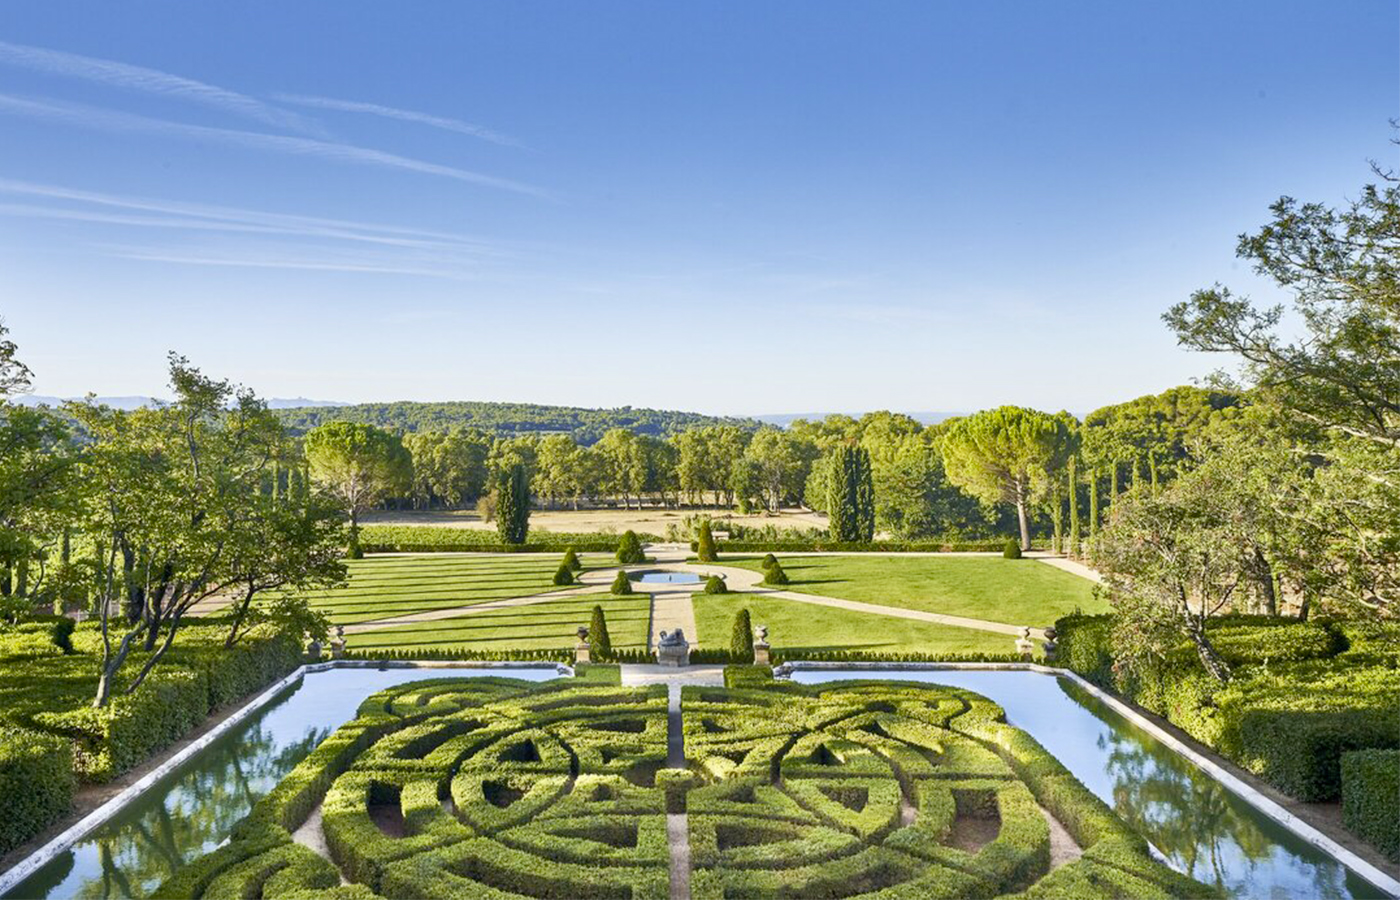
[
  {"left": 693, "top": 593, "right": 1023, "bottom": 657},
  {"left": 723, "top": 554, "right": 1104, "bottom": 626},
  {"left": 302, "top": 552, "right": 613, "bottom": 625},
  {"left": 346, "top": 592, "right": 650, "bottom": 653}
]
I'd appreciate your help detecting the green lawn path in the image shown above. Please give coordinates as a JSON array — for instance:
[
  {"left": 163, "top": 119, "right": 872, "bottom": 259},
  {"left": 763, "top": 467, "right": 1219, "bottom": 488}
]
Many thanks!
[
  {"left": 301, "top": 553, "right": 613, "bottom": 625},
  {"left": 723, "top": 554, "right": 1105, "bottom": 626}
]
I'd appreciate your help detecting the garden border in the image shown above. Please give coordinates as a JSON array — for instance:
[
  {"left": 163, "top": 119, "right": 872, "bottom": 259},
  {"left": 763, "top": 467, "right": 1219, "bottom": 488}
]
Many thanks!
[
  {"left": 0, "top": 659, "right": 571, "bottom": 897},
  {"left": 775, "top": 660, "right": 1400, "bottom": 899}
]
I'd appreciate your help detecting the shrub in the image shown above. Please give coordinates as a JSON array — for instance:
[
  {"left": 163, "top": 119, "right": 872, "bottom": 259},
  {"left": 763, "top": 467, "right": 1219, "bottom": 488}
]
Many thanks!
[
  {"left": 589, "top": 605, "right": 612, "bottom": 659},
  {"left": 762, "top": 559, "right": 790, "bottom": 585},
  {"left": 702, "top": 575, "right": 727, "bottom": 595},
  {"left": 551, "top": 563, "right": 574, "bottom": 586},
  {"left": 615, "top": 530, "right": 646, "bottom": 565},
  {"left": 697, "top": 519, "right": 718, "bottom": 562},
  {"left": 609, "top": 570, "right": 633, "bottom": 595},
  {"left": 357, "top": 525, "right": 661, "bottom": 553},
  {"left": 731, "top": 608, "right": 754, "bottom": 661},
  {"left": 1003, "top": 537, "right": 1022, "bottom": 559},
  {"left": 51, "top": 616, "right": 76, "bottom": 655},
  {"left": 760, "top": 552, "right": 778, "bottom": 569},
  {"left": 561, "top": 547, "right": 582, "bottom": 572},
  {"left": 0, "top": 726, "right": 74, "bottom": 855},
  {"left": 1341, "top": 749, "right": 1399, "bottom": 861}
]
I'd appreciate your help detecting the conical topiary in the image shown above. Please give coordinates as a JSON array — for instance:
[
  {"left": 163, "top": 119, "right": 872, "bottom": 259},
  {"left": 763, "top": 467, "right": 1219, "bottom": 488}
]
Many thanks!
[
  {"left": 610, "top": 570, "right": 634, "bottom": 595},
  {"left": 731, "top": 608, "right": 754, "bottom": 660},
  {"left": 697, "top": 519, "right": 718, "bottom": 562},
  {"left": 563, "top": 547, "right": 582, "bottom": 571},
  {"left": 703, "top": 574, "right": 728, "bottom": 594},
  {"left": 589, "top": 604, "right": 612, "bottom": 659},
  {"left": 762, "top": 559, "right": 789, "bottom": 586},
  {"left": 1003, "top": 537, "right": 1023, "bottom": 560},
  {"left": 760, "top": 553, "right": 778, "bottom": 570},
  {"left": 553, "top": 563, "right": 575, "bottom": 586},
  {"left": 616, "top": 530, "right": 646, "bottom": 565}
]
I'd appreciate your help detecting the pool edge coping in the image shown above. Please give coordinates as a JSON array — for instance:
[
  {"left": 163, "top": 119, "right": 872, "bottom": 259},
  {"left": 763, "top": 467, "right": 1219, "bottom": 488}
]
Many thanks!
[
  {"left": 0, "top": 659, "right": 571, "bottom": 897},
  {"left": 777, "top": 660, "right": 1400, "bottom": 899}
]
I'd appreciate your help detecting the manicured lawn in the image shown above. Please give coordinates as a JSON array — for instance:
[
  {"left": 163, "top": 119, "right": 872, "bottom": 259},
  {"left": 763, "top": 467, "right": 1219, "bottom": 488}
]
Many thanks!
[
  {"left": 693, "top": 592, "right": 1024, "bottom": 657},
  {"left": 347, "top": 592, "right": 650, "bottom": 653},
  {"left": 723, "top": 554, "right": 1104, "bottom": 626},
  {"left": 301, "top": 552, "right": 613, "bottom": 625}
]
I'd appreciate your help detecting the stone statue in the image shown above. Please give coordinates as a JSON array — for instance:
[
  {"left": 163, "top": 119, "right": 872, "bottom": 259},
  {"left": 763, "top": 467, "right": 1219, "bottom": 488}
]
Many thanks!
[
  {"left": 753, "top": 625, "right": 771, "bottom": 666},
  {"left": 656, "top": 628, "right": 690, "bottom": 667}
]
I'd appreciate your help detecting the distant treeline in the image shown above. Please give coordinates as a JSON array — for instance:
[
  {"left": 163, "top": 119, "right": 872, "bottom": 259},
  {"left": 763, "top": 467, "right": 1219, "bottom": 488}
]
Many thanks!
[{"left": 274, "top": 400, "right": 763, "bottom": 445}]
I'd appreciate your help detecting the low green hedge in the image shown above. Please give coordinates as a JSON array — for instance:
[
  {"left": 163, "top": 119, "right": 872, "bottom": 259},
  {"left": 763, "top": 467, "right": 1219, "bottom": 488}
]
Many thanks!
[
  {"left": 707, "top": 538, "right": 1041, "bottom": 553},
  {"left": 0, "top": 726, "right": 74, "bottom": 855},
  {"left": 358, "top": 525, "right": 661, "bottom": 554},
  {"left": 1341, "top": 749, "right": 1400, "bottom": 862},
  {"left": 1054, "top": 613, "right": 1400, "bottom": 805}
]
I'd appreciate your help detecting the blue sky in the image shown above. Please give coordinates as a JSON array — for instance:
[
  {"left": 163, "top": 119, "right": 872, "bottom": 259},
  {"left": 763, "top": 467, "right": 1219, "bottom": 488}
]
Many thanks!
[{"left": 0, "top": 2, "right": 1394, "bottom": 415}]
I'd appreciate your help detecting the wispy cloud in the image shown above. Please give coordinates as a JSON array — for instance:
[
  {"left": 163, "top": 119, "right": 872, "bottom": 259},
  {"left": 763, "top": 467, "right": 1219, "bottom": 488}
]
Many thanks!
[
  {"left": 274, "top": 93, "right": 523, "bottom": 148},
  {"left": 0, "top": 178, "right": 511, "bottom": 252},
  {"left": 809, "top": 303, "right": 939, "bottom": 325},
  {"left": 101, "top": 246, "right": 473, "bottom": 279},
  {"left": 0, "top": 94, "right": 550, "bottom": 198},
  {"left": 0, "top": 39, "right": 317, "bottom": 133}
]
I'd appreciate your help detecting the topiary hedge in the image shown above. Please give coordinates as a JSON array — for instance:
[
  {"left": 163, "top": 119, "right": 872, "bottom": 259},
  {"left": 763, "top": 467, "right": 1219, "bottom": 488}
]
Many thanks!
[
  {"left": 709, "top": 538, "right": 1042, "bottom": 553},
  {"left": 1341, "top": 748, "right": 1400, "bottom": 862},
  {"left": 358, "top": 525, "right": 661, "bottom": 554},
  {"left": 0, "top": 726, "right": 74, "bottom": 855}
]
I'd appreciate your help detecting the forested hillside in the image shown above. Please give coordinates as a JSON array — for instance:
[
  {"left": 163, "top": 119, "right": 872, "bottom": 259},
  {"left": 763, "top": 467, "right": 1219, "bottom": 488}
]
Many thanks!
[{"left": 274, "top": 400, "right": 762, "bottom": 444}]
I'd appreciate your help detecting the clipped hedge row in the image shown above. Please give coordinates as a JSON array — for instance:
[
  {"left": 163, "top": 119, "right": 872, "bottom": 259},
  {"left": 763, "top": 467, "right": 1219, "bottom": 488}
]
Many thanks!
[
  {"left": 701, "top": 538, "right": 1035, "bottom": 553},
  {"left": 358, "top": 525, "right": 662, "bottom": 554},
  {"left": 0, "top": 726, "right": 74, "bottom": 855},
  {"left": 1054, "top": 613, "right": 1400, "bottom": 805},
  {"left": 1341, "top": 749, "right": 1400, "bottom": 862}
]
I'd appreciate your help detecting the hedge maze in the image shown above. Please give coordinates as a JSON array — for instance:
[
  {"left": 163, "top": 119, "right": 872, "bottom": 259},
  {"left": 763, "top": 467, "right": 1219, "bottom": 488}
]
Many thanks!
[{"left": 157, "top": 673, "right": 1214, "bottom": 900}]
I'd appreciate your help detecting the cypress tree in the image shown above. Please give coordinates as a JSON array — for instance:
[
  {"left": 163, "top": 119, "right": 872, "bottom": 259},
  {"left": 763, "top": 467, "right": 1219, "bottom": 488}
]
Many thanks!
[
  {"left": 562, "top": 547, "right": 582, "bottom": 571},
  {"left": 589, "top": 604, "right": 611, "bottom": 659},
  {"left": 1051, "top": 482, "right": 1062, "bottom": 554},
  {"left": 827, "top": 445, "right": 875, "bottom": 542},
  {"left": 731, "top": 608, "right": 754, "bottom": 661},
  {"left": 1088, "top": 468, "right": 1099, "bottom": 538},
  {"left": 616, "top": 530, "right": 646, "bottom": 565},
  {"left": 610, "top": 570, "right": 634, "bottom": 595},
  {"left": 1067, "top": 456, "right": 1080, "bottom": 556},
  {"left": 496, "top": 463, "right": 531, "bottom": 545},
  {"left": 696, "top": 520, "right": 718, "bottom": 562}
]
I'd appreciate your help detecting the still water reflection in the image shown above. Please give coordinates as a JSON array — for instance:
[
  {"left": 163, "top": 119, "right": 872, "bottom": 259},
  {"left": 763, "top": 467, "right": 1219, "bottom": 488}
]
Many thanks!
[
  {"left": 790, "top": 668, "right": 1387, "bottom": 900},
  {"left": 5, "top": 667, "right": 559, "bottom": 900}
]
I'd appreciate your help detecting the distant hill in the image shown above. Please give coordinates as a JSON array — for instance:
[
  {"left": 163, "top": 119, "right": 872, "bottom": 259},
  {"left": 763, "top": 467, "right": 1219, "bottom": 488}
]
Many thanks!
[
  {"left": 754, "top": 411, "right": 964, "bottom": 427},
  {"left": 14, "top": 395, "right": 349, "bottom": 410},
  {"left": 273, "top": 400, "right": 763, "bottom": 444}
]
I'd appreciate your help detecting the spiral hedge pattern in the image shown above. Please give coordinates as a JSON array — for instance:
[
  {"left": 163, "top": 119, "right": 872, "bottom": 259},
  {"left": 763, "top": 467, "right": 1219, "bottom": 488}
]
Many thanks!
[{"left": 156, "top": 672, "right": 1214, "bottom": 900}]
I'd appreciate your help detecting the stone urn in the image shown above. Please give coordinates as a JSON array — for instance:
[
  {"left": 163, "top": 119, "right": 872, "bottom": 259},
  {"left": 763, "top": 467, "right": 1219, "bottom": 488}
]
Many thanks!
[
  {"left": 1041, "top": 626, "right": 1058, "bottom": 661},
  {"left": 753, "top": 625, "right": 771, "bottom": 666},
  {"left": 1014, "top": 626, "right": 1035, "bottom": 659},
  {"left": 575, "top": 626, "right": 592, "bottom": 665}
]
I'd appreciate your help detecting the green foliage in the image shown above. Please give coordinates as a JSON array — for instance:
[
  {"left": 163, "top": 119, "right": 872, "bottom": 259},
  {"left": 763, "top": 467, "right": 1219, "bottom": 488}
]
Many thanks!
[
  {"left": 561, "top": 547, "right": 582, "bottom": 571},
  {"left": 760, "top": 552, "right": 777, "bottom": 569},
  {"left": 0, "top": 727, "right": 73, "bottom": 855},
  {"left": 304, "top": 421, "right": 412, "bottom": 527},
  {"left": 696, "top": 519, "right": 717, "bottom": 562},
  {"left": 609, "top": 570, "right": 634, "bottom": 595},
  {"left": 1341, "top": 749, "right": 1399, "bottom": 862},
  {"left": 589, "top": 604, "right": 612, "bottom": 659},
  {"left": 762, "top": 559, "right": 789, "bottom": 585},
  {"left": 551, "top": 563, "right": 574, "bottom": 586},
  {"left": 1055, "top": 613, "right": 1400, "bottom": 802},
  {"left": 50, "top": 615, "right": 76, "bottom": 654},
  {"left": 702, "top": 574, "right": 727, "bottom": 594},
  {"left": 615, "top": 529, "right": 647, "bottom": 565},
  {"left": 495, "top": 462, "right": 531, "bottom": 545},
  {"left": 358, "top": 525, "right": 655, "bottom": 553},
  {"left": 276, "top": 399, "right": 762, "bottom": 445},
  {"left": 827, "top": 444, "right": 876, "bottom": 542},
  {"left": 1003, "top": 537, "right": 1022, "bottom": 559},
  {"left": 730, "top": 607, "right": 754, "bottom": 660}
]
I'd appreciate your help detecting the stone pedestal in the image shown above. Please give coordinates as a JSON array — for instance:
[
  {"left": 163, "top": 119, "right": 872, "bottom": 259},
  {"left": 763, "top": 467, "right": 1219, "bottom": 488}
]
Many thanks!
[
  {"left": 753, "top": 625, "right": 771, "bottom": 666},
  {"left": 330, "top": 639, "right": 346, "bottom": 659},
  {"left": 656, "top": 629, "right": 690, "bottom": 667},
  {"left": 575, "top": 626, "right": 592, "bottom": 665},
  {"left": 306, "top": 639, "right": 322, "bottom": 661},
  {"left": 1041, "top": 626, "right": 1058, "bottom": 662}
]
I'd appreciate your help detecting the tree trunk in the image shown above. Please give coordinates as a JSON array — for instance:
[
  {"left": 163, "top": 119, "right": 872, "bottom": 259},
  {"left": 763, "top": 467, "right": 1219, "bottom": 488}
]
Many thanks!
[
  {"left": 1252, "top": 548, "right": 1278, "bottom": 616},
  {"left": 1015, "top": 486, "right": 1030, "bottom": 551},
  {"left": 1186, "top": 618, "right": 1232, "bottom": 683}
]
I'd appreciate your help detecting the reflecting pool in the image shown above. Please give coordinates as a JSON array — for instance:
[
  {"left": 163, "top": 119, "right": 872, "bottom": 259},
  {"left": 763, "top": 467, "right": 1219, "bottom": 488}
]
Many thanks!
[
  {"left": 790, "top": 667, "right": 1390, "bottom": 900},
  {"left": 636, "top": 572, "right": 703, "bottom": 584},
  {"left": 3, "top": 666, "right": 560, "bottom": 900}
]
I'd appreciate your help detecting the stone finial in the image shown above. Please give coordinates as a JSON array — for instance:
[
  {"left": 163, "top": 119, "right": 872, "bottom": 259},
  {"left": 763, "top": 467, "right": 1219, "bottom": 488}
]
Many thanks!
[
  {"left": 656, "top": 628, "right": 690, "bottom": 667},
  {"left": 1041, "top": 626, "right": 1058, "bottom": 660},
  {"left": 753, "top": 624, "right": 771, "bottom": 666},
  {"left": 575, "top": 625, "right": 591, "bottom": 665},
  {"left": 1014, "top": 626, "right": 1035, "bottom": 659}
]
